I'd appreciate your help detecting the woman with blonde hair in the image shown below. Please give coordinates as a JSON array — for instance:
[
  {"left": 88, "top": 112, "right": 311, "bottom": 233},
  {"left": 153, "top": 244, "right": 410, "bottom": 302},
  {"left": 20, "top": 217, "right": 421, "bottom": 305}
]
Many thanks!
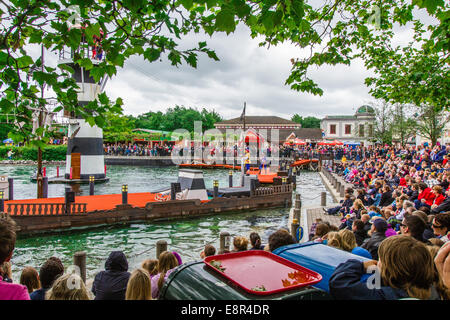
[
  {"left": 325, "top": 232, "right": 343, "bottom": 250},
  {"left": 338, "top": 229, "right": 357, "bottom": 252},
  {"left": 330, "top": 235, "right": 450, "bottom": 300},
  {"left": 46, "top": 273, "right": 91, "bottom": 300},
  {"left": 232, "top": 236, "right": 248, "bottom": 252},
  {"left": 125, "top": 268, "right": 152, "bottom": 300},
  {"left": 151, "top": 251, "right": 178, "bottom": 299},
  {"left": 141, "top": 259, "right": 158, "bottom": 277}
]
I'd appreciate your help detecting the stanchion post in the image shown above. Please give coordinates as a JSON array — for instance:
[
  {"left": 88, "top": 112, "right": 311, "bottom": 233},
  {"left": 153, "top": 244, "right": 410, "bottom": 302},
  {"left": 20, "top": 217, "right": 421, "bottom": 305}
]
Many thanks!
[
  {"left": 122, "top": 184, "right": 128, "bottom": 204},
  {"left": 8, "top": 178, "right": 13, "bottom": 201},
  {"left": 340, "top": 184, "right": 345, "bottom": 197},
  {"left": 213, "top": 180, "right": 219, "bottom": 198},
  {"left": 156, "top": 240, "right": 167, "bottom": 259},
  {"left": 321, "top": 191, "right": 327, "bottom": 206},
  {"left": 89, "top": 176, "right": 95, "bottom": 196},
  {"left": 73, "top": 251, "right": 86, "bottom": 283},
  {"left": 0, "top": 191, "right": 4, "bottom": 212},
  {"left": 228, "top": 170, "right": 233, "bottom": 187},
  {"left": 336, "top": 181, "right": 341, "bottom": 193},
  {"left": 56, "top": 166, "right": 59, "bottom": 178},
  {"left": 219, "top": 231, "right": 230, "bottom": 254}
]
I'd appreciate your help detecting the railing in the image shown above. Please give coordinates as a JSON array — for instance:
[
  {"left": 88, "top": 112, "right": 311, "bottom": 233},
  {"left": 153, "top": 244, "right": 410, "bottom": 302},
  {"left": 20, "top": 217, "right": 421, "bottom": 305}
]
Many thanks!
[
  {"left": 6, "top": 203, "right": 88, "bottom": 216},
  {"left": 254, "top": 184, "right": 292, "bottom": 196}
]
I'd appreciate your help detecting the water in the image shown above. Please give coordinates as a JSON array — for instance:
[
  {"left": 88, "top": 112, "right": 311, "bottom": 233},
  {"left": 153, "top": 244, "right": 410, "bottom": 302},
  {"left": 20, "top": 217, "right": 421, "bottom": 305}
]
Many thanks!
[{"left": 0, "top": 164, "right": 332, "bottom": 282}]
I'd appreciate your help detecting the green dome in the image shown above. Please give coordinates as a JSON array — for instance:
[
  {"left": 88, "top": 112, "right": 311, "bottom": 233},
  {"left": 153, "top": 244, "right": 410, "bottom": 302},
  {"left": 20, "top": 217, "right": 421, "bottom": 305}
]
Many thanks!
[{"left": 356, "top": 105, "right": 375, "bottom": 114}]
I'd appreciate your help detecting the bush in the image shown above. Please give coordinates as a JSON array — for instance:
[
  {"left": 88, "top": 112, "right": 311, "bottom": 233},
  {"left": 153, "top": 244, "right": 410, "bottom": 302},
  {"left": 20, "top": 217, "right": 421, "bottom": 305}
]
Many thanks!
[{"left": 0, "top": 145, "right": 67, "bottom": 161}]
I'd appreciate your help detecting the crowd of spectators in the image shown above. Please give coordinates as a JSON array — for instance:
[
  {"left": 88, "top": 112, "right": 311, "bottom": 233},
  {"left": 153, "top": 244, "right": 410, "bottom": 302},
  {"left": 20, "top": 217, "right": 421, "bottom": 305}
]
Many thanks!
[
  {"left": 103, "top": 143, "right": 173, "bottom": 156},
  {"left": 315, "top": 143, "right": 450, "bottom": 299},
  {"left": 1, "top": 142, "right": 449, "bottom": 300}
]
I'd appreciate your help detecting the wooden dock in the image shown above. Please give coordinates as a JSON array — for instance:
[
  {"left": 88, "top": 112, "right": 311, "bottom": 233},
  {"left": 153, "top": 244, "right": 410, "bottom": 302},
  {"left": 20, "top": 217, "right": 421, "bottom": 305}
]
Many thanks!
[{"left": 289, "top": 167, "right": 351, "bottom": 242}]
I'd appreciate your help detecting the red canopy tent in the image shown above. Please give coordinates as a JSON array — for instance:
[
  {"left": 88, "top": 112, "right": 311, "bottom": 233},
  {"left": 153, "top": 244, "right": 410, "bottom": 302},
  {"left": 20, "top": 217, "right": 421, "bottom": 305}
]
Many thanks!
[
  {"left": 332, "top": 139, "right": 344, "bottom": 145},
  {"left": 293, "top": 138, "right": 306, "bottom": 145}
]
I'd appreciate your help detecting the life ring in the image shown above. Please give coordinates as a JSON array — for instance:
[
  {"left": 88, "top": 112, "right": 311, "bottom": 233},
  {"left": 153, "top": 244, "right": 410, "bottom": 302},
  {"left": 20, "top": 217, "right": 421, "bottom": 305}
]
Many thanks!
[
  {"left": 296, "top": 226, "right": 304, "bottom": 242},
  {"left": 154, "top": 193, "right": 170, "bottom": 202}
]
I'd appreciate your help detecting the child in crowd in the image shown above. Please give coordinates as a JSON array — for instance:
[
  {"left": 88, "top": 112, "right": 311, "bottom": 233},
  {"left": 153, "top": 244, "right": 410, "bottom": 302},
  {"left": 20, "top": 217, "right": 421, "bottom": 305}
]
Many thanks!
[
  {"left": 19, "top": 266, "right": 40, "bottom": 294},
  {"left": 141, "top": 259, "right": 158, "bottom": 278},
  {"left": 125, "top": 268, "right": 152, "bottom": 300}
]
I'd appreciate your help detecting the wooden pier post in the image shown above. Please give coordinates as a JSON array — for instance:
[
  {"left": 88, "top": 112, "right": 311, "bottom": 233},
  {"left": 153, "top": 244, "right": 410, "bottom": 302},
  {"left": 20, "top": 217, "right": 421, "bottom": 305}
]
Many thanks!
[
  {"left": 8, "top": 178, "right": 13, "bottom": 201},
  {"left": 291, "top": 218, "right": 300, "bottom": 243},
  {"left": 156, "top": 240, "right": 168, "bottom": 259},
  {"left": 73, "top": 251, "right": 86, "bottom": 283},
  {"left": 89, "top": 176, "right": 95, "bottom": 196},
  {"left": 42, "top": 177, "right": 48, "bottom": 198},
  {"left": 219, "top": 231, "right": 230, "bottom": 254},
  {"left": 321, "top": 191, "right": 327, "bottom": 206},
  {"left": 294, "top": 193, "right": 301, "bottom": 222}
]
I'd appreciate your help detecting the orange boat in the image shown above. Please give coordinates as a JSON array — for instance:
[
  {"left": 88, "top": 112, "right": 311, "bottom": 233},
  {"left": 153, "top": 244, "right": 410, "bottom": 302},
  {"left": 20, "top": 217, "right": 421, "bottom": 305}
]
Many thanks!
[
  {"left": 179, "top": 163, "right": 241, "bottom": 170},
  {"left": 245, "top": 167, "right": 279, "bottom": 184},
  {"left": 290, "top": 159, "right": 319, "bottom": 167}
]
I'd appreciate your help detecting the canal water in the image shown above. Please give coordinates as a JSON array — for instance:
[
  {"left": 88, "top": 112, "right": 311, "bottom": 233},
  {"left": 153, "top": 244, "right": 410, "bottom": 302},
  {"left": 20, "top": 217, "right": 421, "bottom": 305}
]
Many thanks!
[{"left": 0, "top": 165, "right": 332, "bottom": 282}]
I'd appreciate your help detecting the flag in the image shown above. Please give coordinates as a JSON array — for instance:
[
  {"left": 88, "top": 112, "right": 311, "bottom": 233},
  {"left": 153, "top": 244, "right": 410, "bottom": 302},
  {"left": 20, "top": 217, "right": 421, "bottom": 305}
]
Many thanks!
[{"left": 240, "top": 102, "right": 246, "bottom": 121}]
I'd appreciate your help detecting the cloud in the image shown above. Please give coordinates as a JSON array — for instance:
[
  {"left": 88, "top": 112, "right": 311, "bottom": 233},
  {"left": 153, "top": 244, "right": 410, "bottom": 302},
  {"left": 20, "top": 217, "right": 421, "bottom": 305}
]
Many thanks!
[{"left": 105, "top": 23, "right": 376, "bottom": 120}]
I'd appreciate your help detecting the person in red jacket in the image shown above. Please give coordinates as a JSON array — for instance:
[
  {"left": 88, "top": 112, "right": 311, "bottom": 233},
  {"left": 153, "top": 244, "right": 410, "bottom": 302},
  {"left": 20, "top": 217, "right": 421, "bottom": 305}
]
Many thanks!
[
  {"left": 415, "top": 182, "right": 435, "bottom": 209},
  {"left": 432, "top": 185, "right": 446, "bottom": 207}
]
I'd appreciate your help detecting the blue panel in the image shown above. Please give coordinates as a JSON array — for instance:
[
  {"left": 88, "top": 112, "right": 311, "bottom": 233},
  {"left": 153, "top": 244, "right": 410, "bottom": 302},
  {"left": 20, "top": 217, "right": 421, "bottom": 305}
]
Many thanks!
[{"left": 273, "top": 242, "right": 369, "bottom": 292}]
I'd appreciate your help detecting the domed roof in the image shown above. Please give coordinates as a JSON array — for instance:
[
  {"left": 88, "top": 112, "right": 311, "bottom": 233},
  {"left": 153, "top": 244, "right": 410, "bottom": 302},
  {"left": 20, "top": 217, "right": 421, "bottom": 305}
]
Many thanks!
[{"left": 356, "top": 105, "right": 375, "bottom": 115}]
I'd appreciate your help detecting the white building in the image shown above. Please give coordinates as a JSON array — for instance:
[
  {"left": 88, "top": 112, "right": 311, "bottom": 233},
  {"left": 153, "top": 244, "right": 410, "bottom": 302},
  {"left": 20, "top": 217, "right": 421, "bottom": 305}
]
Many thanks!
[{"left": 320, "top": 105, "right": 376, "bottom": 146}]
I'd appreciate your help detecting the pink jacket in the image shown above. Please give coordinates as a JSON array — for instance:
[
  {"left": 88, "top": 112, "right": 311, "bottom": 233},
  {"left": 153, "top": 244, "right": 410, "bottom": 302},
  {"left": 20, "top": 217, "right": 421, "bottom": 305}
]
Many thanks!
[{"left": 0, "top": 276, "right": 30, "bottom": 300}]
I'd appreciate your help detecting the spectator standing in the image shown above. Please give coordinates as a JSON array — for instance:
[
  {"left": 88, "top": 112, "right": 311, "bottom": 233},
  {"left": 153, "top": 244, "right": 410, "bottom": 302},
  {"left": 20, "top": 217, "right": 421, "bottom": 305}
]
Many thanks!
[
  {"left": 0, "top": 214, "right": 29, "bottom": 300},
  {"left": 151, "top": 251, "right": 179, "bottom": 299},
  {"left": 200, "top": 244, "right": 216, "bottom": 258},
  {"left": 232, "top": 236, "right": 248, "bottom": 252},
  {"left": 125, "top": 268, "right": 152, "bottom": 300},
  {"left": 46, "top": 273, "right": 91, "bottom": 300},
  {"left": 92, "top": 251, "right": 131, "bottom": 300},
  {"left": 249, "top": 232, "right": 265, "bottom": 250},
  {"left": 267, "top": 229, "right": 295, "bottom": 252},
  {"left": 19, "top": 266, "right": 40, "bottom": 294},
  {"left": 141, "top": 259, "right": 158, "bottom": 278},
  {"left": 30, "top": 257, "right": 64, "bottom": 300}
]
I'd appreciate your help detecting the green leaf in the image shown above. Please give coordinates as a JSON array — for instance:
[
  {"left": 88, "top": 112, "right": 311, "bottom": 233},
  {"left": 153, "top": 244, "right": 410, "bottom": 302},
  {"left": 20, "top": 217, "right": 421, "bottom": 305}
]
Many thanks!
[
  {"left": 215, "top": 8, "right": 236, "bottom": 34},
  {"left": 291, "top": 0, "right": 305, "bottom": 19},
  {"left": 181, "top": 0, "right": 194, "bottom": 10},
  {"left": 143, "top": 47, "right": 161, "bottom": 62},
  {"left": 17, "top": 55, "right": 34, "bottom": 68},
  {"left": 79, "top": 58, "right": 94, "bottom": 70}
]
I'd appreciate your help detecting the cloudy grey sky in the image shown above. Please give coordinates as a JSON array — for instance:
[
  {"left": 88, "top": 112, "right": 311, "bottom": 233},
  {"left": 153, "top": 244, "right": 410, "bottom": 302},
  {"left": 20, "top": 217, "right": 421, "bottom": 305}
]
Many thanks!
[
  {"left": 104, "top": 23, "right": 376, "bottom": 120},
  {"left": 31, "top": 6, "right": 434, "bottom": 122}
]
